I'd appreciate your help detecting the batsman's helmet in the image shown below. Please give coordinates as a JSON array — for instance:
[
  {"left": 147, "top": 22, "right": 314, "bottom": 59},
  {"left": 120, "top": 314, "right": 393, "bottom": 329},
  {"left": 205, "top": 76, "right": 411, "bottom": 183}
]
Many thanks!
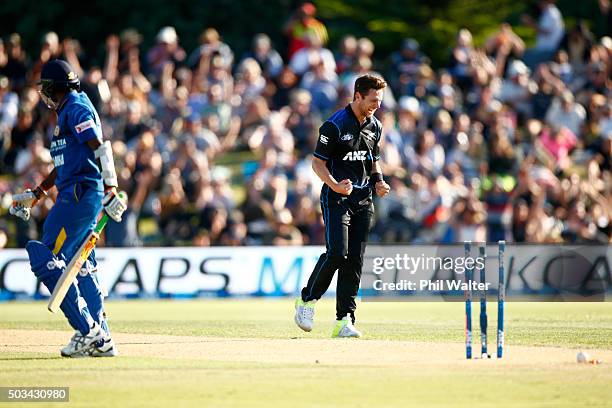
[{"left": 38, "top": 59, "right": 80, "bottom": 109}]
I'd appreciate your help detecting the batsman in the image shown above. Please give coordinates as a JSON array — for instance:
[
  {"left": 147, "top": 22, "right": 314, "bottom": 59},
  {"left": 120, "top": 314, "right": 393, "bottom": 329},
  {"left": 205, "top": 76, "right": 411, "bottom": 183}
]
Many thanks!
[{"left": 10, "top": 60, "right": 127, "bottom": 357}]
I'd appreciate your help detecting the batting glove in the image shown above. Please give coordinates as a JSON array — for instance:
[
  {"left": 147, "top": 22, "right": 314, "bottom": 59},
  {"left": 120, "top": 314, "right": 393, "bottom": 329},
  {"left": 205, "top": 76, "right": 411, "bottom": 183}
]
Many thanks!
[
  {"left": 102, "top": 188, "right": 128, "bottom": 222},
  {"left": 10, "top": 187, "right": 46, "bottom": 221}
]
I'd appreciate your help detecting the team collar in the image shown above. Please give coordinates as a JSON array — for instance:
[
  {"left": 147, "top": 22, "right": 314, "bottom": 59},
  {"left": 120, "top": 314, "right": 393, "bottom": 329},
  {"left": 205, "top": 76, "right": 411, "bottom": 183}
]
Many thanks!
[
  {"left": 345, "top": 104, "right": 371, "bottom": 127},
  {"left": 56, "top": 91, "right": 77, "bottom": 114}
]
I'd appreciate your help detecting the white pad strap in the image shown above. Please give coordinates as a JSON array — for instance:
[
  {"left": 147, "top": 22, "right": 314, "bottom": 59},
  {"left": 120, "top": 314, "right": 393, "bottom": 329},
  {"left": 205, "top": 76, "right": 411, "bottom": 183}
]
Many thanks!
[{"left": 94, "top": 141, "right": 118, "bottom": 188}]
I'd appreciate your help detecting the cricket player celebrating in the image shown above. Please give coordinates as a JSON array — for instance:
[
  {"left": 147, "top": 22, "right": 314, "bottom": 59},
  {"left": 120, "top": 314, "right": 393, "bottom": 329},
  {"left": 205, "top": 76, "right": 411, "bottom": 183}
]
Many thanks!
[
  {"left": 10, "top": 60, "right": 127, "bottom": 357},
  {"left": 295, "top": 74, "right": 390, "bottom": 337}
]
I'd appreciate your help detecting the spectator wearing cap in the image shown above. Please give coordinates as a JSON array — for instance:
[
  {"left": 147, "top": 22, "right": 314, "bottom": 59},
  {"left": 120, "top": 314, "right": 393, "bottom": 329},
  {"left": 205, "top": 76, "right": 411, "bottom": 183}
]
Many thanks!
[
  {"left": 396, "top": 95, "right": 422, "bottom": 150},
  {"left": 2, "top": 34, "right": 28, "bottom": 91},
  {"left": 210, "top": 166, "right": 235, "bottom": 210},
  {"left": 188, "top": 28, "right": 234, "bottom": 72},
  {"left": 389, "top": 38, "right": 425, "bottom": 95},
  {"left": 265, "top": 208, "right": 303, "bottom": 246},
  {"left": 496, "top": 60, "right": 537, "bottom": 119},
  {"left": 450, "top": 29, "right": 475, "bottom": 90},
  {"left": 117, "top": 28, "right": 144, "bottom": 74},
  {"left": 240, "top": 34, "right": 283, "bottom": 80},
  {"left": 545, "top": 90, "right": 586, "bottom": 136},
  {"left": 284, "top": 2, "right": 329, "bottom": 59},
  {"left": 285, "top": 89, "right": 320, "bottom": 156},
  {"left": 335, "top": 35, "right": 358, "bottom": 75},
  {"left": 146, "top": 26, "right": 186, "bottom": 81},
  {"left": 181, "top": 113, "right": 220, "bottom": 159},
  {"left": 583, "top": 61, "right": 609, "bottom": 96},
  {"left": 234, "top": 58, "right": 266, "bottom": 106},
  {"left": 300, "top": 58, "right": 339, "bottom": 115},
  {"left": 41, "top": 31, "right": 61, "bottom": 60}
]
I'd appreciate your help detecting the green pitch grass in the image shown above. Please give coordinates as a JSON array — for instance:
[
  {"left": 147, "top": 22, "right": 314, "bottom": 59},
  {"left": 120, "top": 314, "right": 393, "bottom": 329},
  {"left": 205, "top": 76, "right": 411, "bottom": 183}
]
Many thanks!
[{"left": 1, "top": 300, "right": 611, "bottom": 407}]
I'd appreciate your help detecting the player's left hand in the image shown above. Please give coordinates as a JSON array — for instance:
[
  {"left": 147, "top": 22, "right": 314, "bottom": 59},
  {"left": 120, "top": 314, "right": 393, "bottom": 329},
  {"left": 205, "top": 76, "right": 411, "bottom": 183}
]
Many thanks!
[
  {"left": 375, "top": 181, "right": 390, "bottom": 197},
  {"left": 102, "top": 188, "right": 128, "bottom": 223}
]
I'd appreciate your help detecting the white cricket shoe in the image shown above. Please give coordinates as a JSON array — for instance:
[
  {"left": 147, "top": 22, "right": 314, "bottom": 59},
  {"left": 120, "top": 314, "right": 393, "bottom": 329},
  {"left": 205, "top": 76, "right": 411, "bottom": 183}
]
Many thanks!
[
  {"left": 294, "top": 298, "right": 316, "bottom": 332},
  {"left": 60, "top": 322, "right": 105, "bottom": 357},
  {"left": 91, "top": 335, "right": 118, "bottom": 357},
  {"left": 332, "top": 315, "right": 362, "bottom": 338}
]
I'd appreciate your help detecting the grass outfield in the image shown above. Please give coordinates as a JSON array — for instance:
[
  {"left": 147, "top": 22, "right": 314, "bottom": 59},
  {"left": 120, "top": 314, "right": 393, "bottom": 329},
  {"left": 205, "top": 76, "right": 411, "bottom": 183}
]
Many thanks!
[{"left": 1, "top": 299, "right": 611, "bottom": 407}]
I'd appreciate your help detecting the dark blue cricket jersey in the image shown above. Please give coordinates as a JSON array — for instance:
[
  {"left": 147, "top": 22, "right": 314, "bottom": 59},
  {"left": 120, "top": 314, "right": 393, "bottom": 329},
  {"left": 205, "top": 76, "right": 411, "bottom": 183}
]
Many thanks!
[
  {"left": 50, "top": 91, "right": 104, "bottom": 193},
  {"left": 313, "top": 104, "right": 382, "bottom": 207}
]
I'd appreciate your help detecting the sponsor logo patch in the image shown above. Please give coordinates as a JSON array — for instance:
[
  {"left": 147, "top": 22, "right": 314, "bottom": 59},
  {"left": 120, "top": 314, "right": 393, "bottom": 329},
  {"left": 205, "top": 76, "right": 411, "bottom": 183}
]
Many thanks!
[
  {"left": 342, "top": 151, "right": 367, "bottom": 161},
  {"left": 319, "top": 135, "right": 329, "bottom": 145},
  {"left": 75, "top": 119, "right": 95, "bottom": 134},
  {"left": 53, "top": 126, "right": 60, "bottom": 136},
  {"left": 341, "top": 133, "right": 353, "bottom": 141}
]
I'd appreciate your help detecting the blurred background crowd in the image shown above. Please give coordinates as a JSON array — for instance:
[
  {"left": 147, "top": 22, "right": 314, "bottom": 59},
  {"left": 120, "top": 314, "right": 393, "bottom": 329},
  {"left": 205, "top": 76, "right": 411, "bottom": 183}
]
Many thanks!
[{"left": 0, "top": 0, "right": 610, "bottom": 248}]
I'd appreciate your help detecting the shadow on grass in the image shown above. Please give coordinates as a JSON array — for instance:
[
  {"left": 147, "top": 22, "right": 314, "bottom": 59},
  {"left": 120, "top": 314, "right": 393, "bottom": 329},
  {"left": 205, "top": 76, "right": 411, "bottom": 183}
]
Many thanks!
[{"left": 0, "top": 356, "right": 60, "bottom": 361}]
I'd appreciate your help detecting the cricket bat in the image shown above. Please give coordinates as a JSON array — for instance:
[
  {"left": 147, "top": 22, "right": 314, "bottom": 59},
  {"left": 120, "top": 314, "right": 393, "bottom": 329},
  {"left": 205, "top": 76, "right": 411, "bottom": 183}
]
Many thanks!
[{"left": 47, "top": 191, "right": 126, "bottom": 313}]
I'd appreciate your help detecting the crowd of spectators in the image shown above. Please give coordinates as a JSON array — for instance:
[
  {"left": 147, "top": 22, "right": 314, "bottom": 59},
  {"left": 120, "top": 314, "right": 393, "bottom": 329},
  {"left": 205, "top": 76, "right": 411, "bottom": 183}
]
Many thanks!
[{"left": 0, "top": 0, "right": 610, "bottom": 248}]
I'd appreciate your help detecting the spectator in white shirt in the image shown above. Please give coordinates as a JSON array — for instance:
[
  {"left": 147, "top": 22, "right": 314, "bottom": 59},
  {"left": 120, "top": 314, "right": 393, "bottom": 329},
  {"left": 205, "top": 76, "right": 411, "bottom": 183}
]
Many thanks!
[
  {"left": 545, "top": 90, "right": 586, "bottom": 136},
  {"left": 289, "top": 32, "right": 336, "bottom": 76},
  {"left": 534, "top": 1, "right": 565, "bottom": 52},
  {"left": 521, "top": 1, "right": 566, "bottom": 68}
]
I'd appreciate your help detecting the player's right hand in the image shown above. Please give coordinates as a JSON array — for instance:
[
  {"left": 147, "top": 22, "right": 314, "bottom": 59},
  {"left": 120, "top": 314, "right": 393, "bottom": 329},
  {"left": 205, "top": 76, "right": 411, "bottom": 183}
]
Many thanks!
[
  {"left": 334, "top": 179, "right": 353, "bottom": 196},
  {"left": 9, "top": 187, "right": 46, "bottom": 221}
]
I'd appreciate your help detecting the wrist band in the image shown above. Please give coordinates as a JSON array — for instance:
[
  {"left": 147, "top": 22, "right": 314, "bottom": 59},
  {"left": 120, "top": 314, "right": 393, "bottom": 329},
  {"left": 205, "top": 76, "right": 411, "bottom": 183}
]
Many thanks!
[
  {"left": 371, "top": 172, "right": 384, "bottom": 183},
  {"left": 33, "top": 186, "right": 47, "bottom": 200}
]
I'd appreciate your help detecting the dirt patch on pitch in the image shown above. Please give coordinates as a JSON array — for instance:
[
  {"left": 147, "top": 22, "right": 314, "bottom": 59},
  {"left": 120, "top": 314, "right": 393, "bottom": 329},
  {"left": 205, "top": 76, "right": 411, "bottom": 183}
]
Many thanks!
[{"left": 1, "top": 329, "right": 610, "bottom": 367}]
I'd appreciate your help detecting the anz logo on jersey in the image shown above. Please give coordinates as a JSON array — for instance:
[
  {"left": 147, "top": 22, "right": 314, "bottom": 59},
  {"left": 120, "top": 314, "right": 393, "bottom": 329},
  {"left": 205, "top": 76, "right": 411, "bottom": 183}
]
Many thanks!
[{"left": 342, "top": 151, "right": 369, "bottom": 161}]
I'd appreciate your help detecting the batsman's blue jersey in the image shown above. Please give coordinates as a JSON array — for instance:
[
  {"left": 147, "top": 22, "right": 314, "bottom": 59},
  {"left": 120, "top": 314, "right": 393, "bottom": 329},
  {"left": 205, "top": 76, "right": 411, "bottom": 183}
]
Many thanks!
[{"left": 51, "top": 91, "right": 104, "bottom": 193}]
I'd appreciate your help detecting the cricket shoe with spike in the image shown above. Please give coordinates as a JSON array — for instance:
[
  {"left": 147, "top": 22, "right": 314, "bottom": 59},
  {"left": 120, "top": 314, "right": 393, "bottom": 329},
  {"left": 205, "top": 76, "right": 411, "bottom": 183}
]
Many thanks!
[
  {"left": 331, "top": 315, "right": 362, "bottom": 338},
  {"left": 60, "top": 322, "right": 105, "bottom": 357},
  {"left": 294, "top": 298, "right": 316, "bottom": 332},
  {"left": 91, "top": 335, "right": 118, "bottom": 357}
]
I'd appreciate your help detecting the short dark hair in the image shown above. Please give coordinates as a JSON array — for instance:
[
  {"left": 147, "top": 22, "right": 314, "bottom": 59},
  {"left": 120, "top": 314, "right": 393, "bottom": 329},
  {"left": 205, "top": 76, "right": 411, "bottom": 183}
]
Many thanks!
[{"left": 354, "top": 74, "right": 387, "bottom": 98}]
